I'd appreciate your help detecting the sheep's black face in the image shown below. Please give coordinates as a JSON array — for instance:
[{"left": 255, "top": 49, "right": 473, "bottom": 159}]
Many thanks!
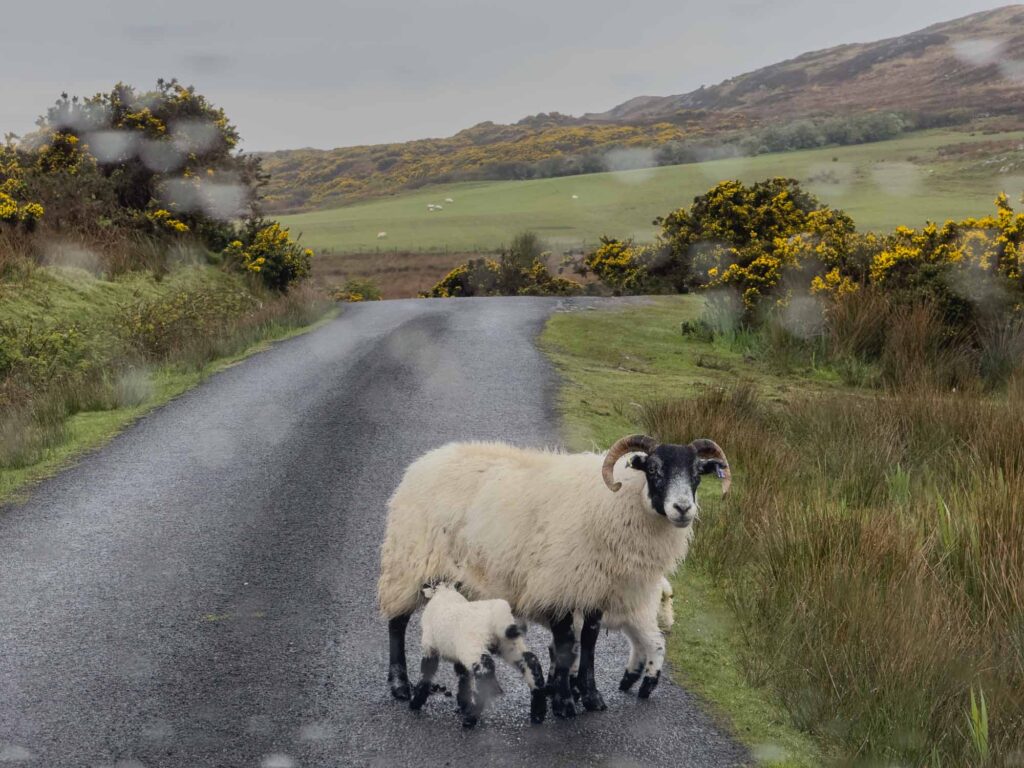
[{"left": 629, "top": 444, "right": 725, "bottom": 527}]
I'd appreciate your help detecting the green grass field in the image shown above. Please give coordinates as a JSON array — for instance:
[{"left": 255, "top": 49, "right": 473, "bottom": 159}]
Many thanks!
[{"left": 280, "top": 129, "right": 1024, "bottom": 254}]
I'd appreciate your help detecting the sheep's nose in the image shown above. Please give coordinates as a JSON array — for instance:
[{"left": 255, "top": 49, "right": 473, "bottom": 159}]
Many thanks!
[{"left": 673, "top": 502, "right": 692, "bottom": 516}]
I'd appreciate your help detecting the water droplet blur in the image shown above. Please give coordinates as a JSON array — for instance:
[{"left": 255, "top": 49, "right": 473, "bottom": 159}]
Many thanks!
[
  {"left": 260, "top": 754, "right": 296, "bottom": 768},
  {"left": 0, "top": 744, "right": 34, "bottom": 763},
  {"left": 952, "top": 38, "right": 1005, "bottom": 67},
  {"left": 605, "top": 147, "right": 657, "bottom": 185},
  {"left": 86, "top": 131, "right": 138, "bottom": 164},
  {"left": 171, "top": 120, "right": 221, "bottom": 155},
  {"left": 871, "top": 162, "right": 920, "bottom": 197},
  {"left": 297, "top": 721, "right": 330, "bottom": 741},
  {"left": 201, "top": 182, "right": 248, "bottom": 221},
  {"left": 140, "top": 140, "right": 185, "bottom": 173},
  {"left": 41, "top": 239, "right": 102, "bottom": 275}
]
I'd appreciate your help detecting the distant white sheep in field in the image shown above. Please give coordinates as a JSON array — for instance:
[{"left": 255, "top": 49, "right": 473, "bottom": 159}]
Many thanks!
[
  {"left": 571, "top": 194, "right": 579, "bottom": 199},
  {"left": 444, "top": 197, "right": 454, "bottom": 203},
  {"left": 377, "top": 231, "right": 388, "bottom": 239},
  {"left": 410, "top": 583, "right": 546, "bottom": 727},
  {"left": 378, "top": 434, "right": 731, "bottom": 718}
]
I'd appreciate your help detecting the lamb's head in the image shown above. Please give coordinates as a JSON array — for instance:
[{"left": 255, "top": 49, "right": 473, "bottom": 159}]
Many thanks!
[
  {"left": 421, "top": 580, "right": 464, "bottom": 601},
  {"left": 602, "top": 434, "right": 731, "bottom": 528}
]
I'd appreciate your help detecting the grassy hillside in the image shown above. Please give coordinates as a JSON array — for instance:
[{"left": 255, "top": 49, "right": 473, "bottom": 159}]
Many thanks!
[
  {"left": 591, "top": 5, "right": 1024, "bottom": 122},
  {"left": 262, "top": 8, "right": 1024, "bottom": 215},
  {"left": 280, "top": 128, "right": 1024, "bottom": 254},
  {"left": 259, "top": 117, "right": 710, "bottom": 213}
]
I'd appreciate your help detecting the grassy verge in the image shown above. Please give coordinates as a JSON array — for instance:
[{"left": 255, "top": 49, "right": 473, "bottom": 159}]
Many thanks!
[
  {"left": 541, "top": 295, "right": 1024, "bottom": 766},
  {"left": 0, "top": 264, "right": 334, "bottom": 504},
  {"left": 540, "top": 296, "right": 829, "bottom": 766}
]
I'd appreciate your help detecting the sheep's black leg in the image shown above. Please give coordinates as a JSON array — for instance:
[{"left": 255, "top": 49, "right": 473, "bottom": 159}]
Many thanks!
[
  {"left": 388, "top": 612, "right": 412, "bottom": 700},
  {"left": 578, "top": 609, "right": 607, "bottom": 711},
  {"left": 546, "top": 644, "right": 556, "bottom": 693},
  {"left": 548, "top": 612, "right": 577, "bottom": 719},
  {"left": 409, "top": 652, "right": 439, "bottom": 710}
]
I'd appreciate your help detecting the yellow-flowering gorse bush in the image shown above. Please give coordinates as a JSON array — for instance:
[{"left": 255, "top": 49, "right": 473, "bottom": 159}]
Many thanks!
[{"left": 223, "top": 222, "right": 313, "bottom": 292}]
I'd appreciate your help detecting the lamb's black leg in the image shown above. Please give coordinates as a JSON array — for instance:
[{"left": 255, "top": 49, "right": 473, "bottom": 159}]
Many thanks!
[
  {"left": 464, "top": 654, "right": 495, "bottom": 727},
  {"left": 454, "top": 661, "right": 481, "bottom": 727},
  {"left": 548, "top": 612, "right": 577, "bottom": 719},
  {"left": 578, "top": 609, "right": 607, "bottom": 711},
  {"left": 388, "top": 612, "right": 412, "bottom": 700},
  {"left": 409, "top": 653, "right": 439, "bottom": 710}
]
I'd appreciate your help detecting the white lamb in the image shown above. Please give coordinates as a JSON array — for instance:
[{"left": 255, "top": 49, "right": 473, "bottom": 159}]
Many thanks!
[
  {"left": 410, "top": 583, "right": 547, "bottom": 727},
  {"left": 378, "top": 434, "right": 730, "bottom": 718}
]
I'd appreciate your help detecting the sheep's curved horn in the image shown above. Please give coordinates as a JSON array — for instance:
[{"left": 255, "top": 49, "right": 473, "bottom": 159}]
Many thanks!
[
  {"left": 602, "top": 434, "right": 658, "bottom": 492},
  {"left": 690, "top": 439, "right": 732, "bottom": 496}
]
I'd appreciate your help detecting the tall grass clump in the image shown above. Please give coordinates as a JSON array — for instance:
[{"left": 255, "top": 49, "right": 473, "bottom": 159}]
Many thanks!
[
  {"left": 0, "top": 273, "right": 331, "bottom": 475},
  {"left": 640, "top": 383, "right": 1024, "bottom": 765}
]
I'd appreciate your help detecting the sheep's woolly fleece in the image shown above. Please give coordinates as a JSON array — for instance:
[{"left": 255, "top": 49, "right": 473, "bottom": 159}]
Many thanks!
[{"left": 378, "top": 442, "right": 692, "bottom": 625}]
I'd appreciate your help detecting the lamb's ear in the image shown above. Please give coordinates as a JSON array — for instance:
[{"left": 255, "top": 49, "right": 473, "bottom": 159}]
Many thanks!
[
  {"left": 453, "top": 580, "right": 464, "bottom": 592},
  {"left": 422, "top": 583, "right": 436, "bottom": 599},
  {"left": 628, "top": 455, "right": 648, "bottom": 472},
  {"left": 698, "top": 458, "right": 727, "bottom": 477}
]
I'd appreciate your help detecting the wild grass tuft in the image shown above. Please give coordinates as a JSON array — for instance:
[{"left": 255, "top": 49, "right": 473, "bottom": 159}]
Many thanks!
[{"left": 640, "top": 385, "right": 1024, "bottom": 765}]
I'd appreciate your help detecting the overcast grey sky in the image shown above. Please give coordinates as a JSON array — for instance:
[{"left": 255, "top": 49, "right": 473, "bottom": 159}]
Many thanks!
[{"left": 1, "top": 0, "right": 1010, "bottom": 151}]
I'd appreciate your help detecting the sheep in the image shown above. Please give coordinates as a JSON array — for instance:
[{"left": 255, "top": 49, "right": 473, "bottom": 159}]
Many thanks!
[
  {"left": 378, "top": 434, "right": 731, "bottom": 718},
  {"left": 410, "top": 583, "right": 547, "bottom": 727},
  {"left": 444, "top": 197, "right": 454, "bottom": 203},
  {"left": 557, "top": 575, "right": 675, "bottom": 702},
  {"left": 571, "top": 194, "right": 579, "bottom": 199},
  {"left": 377, "top": 231, "right": 388, "bottom": 239}
]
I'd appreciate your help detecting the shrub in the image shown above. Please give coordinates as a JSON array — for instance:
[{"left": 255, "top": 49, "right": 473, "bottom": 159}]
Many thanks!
[
  {"left": 424, "top": 231, "right": 582, "bottom": 298},
  {"left": 334, "top": 277, "right": 382, "bottom": 302},
  {"left": 584, "top": 237, "right": 660, "bottom": 295},
  {"left": 223, "top": 222, "right": 313, "bottom": 292},
  {"left": 120, "top": 284, "right": 259, "bottom": 359}
]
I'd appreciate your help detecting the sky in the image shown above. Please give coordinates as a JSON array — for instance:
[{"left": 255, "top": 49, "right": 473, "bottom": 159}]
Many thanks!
[{"left": 1, "top": 0, "right": 1012, "bottom": 151}]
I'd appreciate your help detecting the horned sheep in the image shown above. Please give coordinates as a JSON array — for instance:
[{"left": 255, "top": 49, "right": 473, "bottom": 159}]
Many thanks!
[
  {"left": 378, "top": 434, "right": 731, "bottom": 718},
  {"left": 410, "top": 583, "right": 546, "bottom": 727}
]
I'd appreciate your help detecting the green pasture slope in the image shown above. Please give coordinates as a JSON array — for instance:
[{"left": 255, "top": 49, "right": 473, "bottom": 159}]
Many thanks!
[{"left": 279, "top": 129, "right": 1024, "bottom": 254}]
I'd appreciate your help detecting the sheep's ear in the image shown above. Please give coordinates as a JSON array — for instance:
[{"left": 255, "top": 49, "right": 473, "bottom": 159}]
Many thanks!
[
  {"left": 628, "top": 455, "right": 648, "bottom": 472},
  {"left": 453, "top": 580, "right": 464, "bottom": 592},
  {"left": 422, "top": 583, "right": 436, "bottom": 599},
  {"left": 698, "top": 458, "right": 727, "bottom": 478}
]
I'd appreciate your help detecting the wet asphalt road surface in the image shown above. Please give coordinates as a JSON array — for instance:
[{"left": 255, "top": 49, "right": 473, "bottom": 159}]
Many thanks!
[{"left": 0, "top": 297, "right": 750, "bottom": 767}]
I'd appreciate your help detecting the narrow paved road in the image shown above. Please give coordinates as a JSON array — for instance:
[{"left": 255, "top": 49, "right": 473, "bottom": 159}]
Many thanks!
[{"left": 0, "top": 298, "right": 749, "bottom": 767}]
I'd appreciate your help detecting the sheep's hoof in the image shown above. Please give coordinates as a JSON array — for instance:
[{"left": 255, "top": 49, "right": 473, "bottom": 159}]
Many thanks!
[
  {"left": 462, "top": 715, "right": 478, "bottom": 728},
  {"left": 530, "top": 691, "right": 548, "bottom": 724},
  {"left": 569, "top": 675, "right": 582, "bottom": 702},
  {"left": 389, "top": 667, "right": 411, "bottom": 701},
  {"left": 551, "top": 694, "right": 577, "bottom": 719},
  {"left": 581, "top": 689, "right": 607, "bottom": 712},
  {"left": 637, "top": 672, "right": 661, "bottom": 699},
  {"left": 410, "top": 684, "right": 431, "bottom": 710},
  {"left": 618, "top": 670, "right": 641, "bottom": 692}
]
